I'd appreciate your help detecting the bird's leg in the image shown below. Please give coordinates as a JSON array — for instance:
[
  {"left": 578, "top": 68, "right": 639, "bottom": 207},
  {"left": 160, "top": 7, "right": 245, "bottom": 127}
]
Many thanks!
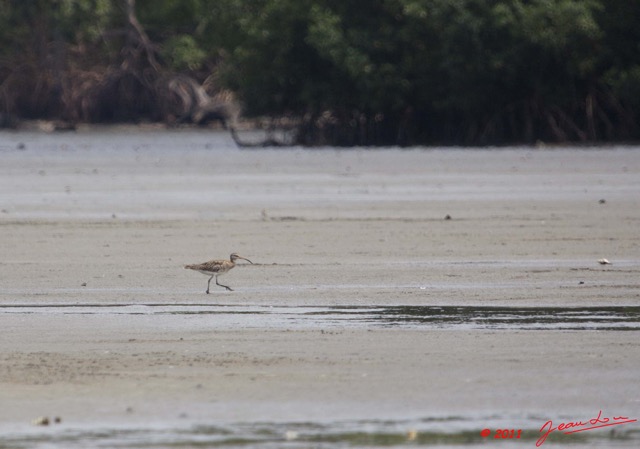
[
  {"left": 206, "top": 275, "right": 214, "bottom": 294},
  {"left": 216, "top": 276, "right": 233, "bottom": 291}
]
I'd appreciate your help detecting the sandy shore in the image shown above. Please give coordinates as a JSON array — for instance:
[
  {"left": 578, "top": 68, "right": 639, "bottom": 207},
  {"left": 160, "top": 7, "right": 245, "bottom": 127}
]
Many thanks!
[{"left": 0, "top": 129, "right": 639, "bottom": 445}]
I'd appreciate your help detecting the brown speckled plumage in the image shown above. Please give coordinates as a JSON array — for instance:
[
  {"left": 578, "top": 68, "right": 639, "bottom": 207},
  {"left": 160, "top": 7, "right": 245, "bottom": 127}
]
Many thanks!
[{"left": 185, "top": 253, "right": 253, "bottom": 293}]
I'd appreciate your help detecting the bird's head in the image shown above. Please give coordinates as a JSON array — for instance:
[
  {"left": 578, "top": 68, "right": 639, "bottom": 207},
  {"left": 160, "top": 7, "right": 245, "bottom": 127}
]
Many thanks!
[{"left": 230, "top": 253, "right": 253, "bottom": 264}]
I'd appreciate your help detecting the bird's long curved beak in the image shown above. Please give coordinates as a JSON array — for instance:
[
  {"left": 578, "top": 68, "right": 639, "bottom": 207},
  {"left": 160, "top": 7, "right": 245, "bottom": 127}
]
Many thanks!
[{"left": 238, "top": 256, "right": 253, "bottom": 264}]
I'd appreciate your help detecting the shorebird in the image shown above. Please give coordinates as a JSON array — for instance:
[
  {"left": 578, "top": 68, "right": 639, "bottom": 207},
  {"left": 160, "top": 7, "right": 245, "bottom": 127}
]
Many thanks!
[{"left": 184, "top": 253, "right": 253, "bottom": 293}]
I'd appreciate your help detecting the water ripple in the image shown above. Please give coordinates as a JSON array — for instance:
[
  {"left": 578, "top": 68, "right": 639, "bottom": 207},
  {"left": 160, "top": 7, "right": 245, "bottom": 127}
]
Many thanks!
[{"left": 2, "top": 304, "right": 639, "bottom": 331}]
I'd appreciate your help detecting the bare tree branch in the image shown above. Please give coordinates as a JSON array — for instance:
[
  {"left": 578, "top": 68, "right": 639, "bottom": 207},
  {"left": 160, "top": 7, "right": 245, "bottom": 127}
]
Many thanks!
[{"left": 123, "top": 0, "right": 160, "bottom": 71}]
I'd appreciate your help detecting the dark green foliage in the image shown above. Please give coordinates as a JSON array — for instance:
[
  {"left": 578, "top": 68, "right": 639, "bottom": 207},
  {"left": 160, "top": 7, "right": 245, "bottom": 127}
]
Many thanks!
[
  {"left": 0, "top": 0, "right": 638, "bottom": 145},
  {"left": 217, "top": 0, "right": 639, "bottom": 145}
]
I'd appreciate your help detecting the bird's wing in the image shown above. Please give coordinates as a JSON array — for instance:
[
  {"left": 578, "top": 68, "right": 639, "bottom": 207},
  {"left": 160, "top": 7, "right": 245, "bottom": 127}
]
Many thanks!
[
  {"left": 200, "top": 260, "right": 226, "bottom": 272},
  {"left": 186, "top": 260, "right": 224, "bottom": 272}
]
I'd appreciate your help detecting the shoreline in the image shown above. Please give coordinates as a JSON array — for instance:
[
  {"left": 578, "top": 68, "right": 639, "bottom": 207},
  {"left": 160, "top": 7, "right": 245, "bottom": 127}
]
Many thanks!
[{"left": 0, "top": 134, "right": 638, "bottom": 446}]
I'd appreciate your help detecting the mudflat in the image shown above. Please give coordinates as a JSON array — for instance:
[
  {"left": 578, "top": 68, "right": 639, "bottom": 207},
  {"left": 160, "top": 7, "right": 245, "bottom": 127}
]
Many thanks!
[{"left": 0, "top": 129, "right": 639, "bottom": 446}]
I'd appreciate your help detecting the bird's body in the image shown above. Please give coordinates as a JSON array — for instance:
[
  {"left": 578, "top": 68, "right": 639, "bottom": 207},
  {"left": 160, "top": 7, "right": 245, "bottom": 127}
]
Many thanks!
[{"left": 184, "top": 253, "right": 253, "bottom": 293}]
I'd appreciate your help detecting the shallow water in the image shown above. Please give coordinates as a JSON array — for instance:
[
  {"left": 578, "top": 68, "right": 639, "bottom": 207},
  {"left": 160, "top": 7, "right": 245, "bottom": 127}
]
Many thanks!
[
  {"left": 2, "top": 414, "right": 638, "bottom": 448},
  {"left": 2, "top": 303, "right": 639, "bottom": 331},
  {"left": 2, "top": 129, "right": 639, "bottom": 221},
  {"left": 2, "top": 130, "right": 639, "bottom": 448}
]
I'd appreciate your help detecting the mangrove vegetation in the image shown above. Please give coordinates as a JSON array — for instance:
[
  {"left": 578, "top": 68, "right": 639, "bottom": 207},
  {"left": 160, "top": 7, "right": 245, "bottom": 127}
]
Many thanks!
[{"left": 0, "top": 0, "right": 639, "bottom": 146}]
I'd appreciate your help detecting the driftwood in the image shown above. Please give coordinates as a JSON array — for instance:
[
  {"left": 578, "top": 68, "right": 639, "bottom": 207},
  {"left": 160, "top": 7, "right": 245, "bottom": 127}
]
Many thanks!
[
  {"left": 164, "top": 75, "right": 239, "bottom": 128},
  {"left": 162, "top": 75, "right": 296, "bottom": 147}
]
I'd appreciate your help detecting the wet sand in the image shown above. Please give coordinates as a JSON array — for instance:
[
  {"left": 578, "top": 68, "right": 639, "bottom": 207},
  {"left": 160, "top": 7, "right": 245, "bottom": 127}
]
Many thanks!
[{"left": 0, "top": 129, "right": 639, "bottom": 446}]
